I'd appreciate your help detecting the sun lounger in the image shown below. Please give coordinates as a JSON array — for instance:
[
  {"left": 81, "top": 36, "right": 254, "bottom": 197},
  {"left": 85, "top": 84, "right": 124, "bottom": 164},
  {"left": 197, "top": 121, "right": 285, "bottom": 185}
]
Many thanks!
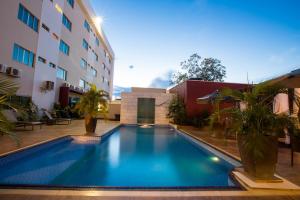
[
  {"left": 2, "top": 110, "right": 43, "bottom": 130},
  {"left": 43, "top": 110, "right": 72, "bottom": 125}
]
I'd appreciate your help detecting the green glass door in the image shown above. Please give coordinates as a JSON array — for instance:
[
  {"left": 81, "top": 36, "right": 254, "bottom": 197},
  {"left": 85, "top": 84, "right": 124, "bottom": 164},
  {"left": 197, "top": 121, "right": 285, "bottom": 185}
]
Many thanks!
[{"left": 137, "top": 98, "right": 155, "bottom": 124}]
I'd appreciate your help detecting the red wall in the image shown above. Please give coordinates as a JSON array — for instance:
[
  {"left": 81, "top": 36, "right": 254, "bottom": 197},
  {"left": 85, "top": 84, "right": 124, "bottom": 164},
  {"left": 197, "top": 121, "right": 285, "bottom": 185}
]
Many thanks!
[{"left": 169, "top": 80, "right": 249, "bottom": 118}]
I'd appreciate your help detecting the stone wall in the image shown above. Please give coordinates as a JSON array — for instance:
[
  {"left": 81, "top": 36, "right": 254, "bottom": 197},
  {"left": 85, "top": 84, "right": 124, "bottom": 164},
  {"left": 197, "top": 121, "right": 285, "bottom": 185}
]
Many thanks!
[{"left": 121, "top": 92, "right": 174, "bottom": 124}]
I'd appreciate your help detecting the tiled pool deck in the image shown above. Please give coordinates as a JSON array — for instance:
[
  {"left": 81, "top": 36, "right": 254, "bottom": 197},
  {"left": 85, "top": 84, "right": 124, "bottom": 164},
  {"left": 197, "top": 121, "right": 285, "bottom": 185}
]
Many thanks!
[
  {"left": 0, "top": 122, "right": 300, "bottom": 199},
  {"left": 179, "top": 125, "right": 300, "bottom": 186},
  {"left": 0, "top": 120, "right": 120, "bottom": 155}
]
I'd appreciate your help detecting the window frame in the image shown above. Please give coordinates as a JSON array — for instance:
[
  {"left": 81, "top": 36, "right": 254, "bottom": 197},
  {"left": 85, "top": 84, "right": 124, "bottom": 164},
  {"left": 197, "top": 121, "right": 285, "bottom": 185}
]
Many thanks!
[
  {"left": 80, "top": 58, "right": 87, "bottom": 69},
  {"left": 62, "top": 14, "right": 72, "bottom": 31},
  {"left": 82, "top": 39, "right": 88, "bottom": 51},
  {"left": 12, "top": 43, "right": 35, "bottom": 67},
  {"left": 56, "top": 66, "right": 67, "bottom": 80},
  {"left": 17, "top": 4, "right": 39, "bottom": 32},
  {"left": 67, "top": 0, "right": 74, "bottom": 8},
  {"left": 59, "top": 40, "right": 70, "bottom": 55}
]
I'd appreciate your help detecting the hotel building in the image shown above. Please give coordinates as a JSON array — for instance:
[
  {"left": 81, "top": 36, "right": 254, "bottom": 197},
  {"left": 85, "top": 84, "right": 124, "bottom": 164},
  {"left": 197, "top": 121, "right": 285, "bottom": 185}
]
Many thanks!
[{"left": 0, "top": 0, "right": 114, "bottom": 110}]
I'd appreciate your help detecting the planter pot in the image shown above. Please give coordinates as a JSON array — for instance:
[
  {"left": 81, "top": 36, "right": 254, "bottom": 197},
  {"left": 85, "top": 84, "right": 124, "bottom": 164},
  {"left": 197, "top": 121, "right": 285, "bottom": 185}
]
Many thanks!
[
  {"left": 291, "top": 135, "right": 300, "bottom": 152},
  {"left": 237, "top": 134, "right": 278, "bottom": 180},
  {"left": 211, "top": 122, "right": 225, "bottom": 138},
  {"left": 85, "top": 116, "right": 97, "bottom": 134}
]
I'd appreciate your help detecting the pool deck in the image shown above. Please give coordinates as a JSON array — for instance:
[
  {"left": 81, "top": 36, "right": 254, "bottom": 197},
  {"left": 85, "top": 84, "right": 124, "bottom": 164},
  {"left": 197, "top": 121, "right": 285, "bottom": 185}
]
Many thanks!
[
  {"left": 0, "top": 119, "right": 120, "bottom": 155},
  {"left": 0, "top": 122, "right": 300, "bottom": 199},
  {"left": 178, "top": 125, "right": 300, "bottom": 187}
]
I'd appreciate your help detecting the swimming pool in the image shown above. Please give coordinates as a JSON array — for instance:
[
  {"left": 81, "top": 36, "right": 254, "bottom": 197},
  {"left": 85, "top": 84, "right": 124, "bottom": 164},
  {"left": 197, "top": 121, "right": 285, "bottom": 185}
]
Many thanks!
[{"left": 0, "top": 125, "right": 241, "bottom": 189}]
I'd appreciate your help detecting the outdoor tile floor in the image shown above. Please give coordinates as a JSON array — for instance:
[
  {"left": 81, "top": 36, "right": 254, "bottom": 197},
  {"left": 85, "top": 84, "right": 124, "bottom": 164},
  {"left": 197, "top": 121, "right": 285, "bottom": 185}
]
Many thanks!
[
  {"left": 179, "top": 125, "right": 300, "bottom": 186},
  {"left": 0, "top": 119, "right": 120, "bottom": 155}
]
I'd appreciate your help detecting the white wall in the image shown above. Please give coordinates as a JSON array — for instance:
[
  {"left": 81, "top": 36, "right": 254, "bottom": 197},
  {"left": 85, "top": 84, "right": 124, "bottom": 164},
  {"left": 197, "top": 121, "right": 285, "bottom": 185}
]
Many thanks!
[
  {"left": 121, "top": 92, "right": 173, "bottom": 125},
  {"left": 31, "top": 0, "right": 64, "bottom": 110}
]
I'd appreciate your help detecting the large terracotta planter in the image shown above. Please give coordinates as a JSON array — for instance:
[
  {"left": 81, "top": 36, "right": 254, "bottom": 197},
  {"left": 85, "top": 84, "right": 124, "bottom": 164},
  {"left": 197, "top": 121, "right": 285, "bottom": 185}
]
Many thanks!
[
  {"left": 85, "top": 115, "right": 97, "bottom": 134},
  {"left": 291, "top": 135, "right": 300, "bottom": 152},
  {"left": 237, "top": 134, "right": 278, "bottom": 180}
]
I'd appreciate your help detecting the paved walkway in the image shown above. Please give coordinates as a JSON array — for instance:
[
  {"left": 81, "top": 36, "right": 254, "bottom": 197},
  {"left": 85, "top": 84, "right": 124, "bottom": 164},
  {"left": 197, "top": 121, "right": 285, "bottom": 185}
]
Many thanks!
[
  {"left": 179, "top": 125, "right": 300, "bottom": 186},
  {"left": 0, "top": 119, "right": 120, "bottom": 155}
]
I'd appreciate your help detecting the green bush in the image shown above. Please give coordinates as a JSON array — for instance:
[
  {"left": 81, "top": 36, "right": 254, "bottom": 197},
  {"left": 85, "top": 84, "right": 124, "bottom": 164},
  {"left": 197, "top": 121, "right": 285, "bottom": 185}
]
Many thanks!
[
  {"left": 167, "top": 95, "right": 187, "bottom": 125},
  {"left": 192, "top": 110, "right": 210, "bottom": 128},
  {"left": 52, "top": 103, "right": 82, "bottom": 119}
]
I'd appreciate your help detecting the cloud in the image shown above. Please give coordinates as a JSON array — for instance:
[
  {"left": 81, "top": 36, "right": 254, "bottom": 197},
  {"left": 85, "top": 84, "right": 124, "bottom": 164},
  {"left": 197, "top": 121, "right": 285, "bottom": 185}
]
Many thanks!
[
  {"left": 113, "top": 86, "right": 131, "bottom": 99},
  {"left": 149, "top": 70, "right": 175, "bottom": 88}
]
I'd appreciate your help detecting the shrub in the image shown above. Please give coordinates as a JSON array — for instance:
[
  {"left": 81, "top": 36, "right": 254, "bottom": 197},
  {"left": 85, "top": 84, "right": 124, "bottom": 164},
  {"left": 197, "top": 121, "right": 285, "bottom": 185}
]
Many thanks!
[
  {"left": 192, "top": 110, "right": 210, "bottom": 128},
  {"left": 167, "top": 95, "right": 187, "bottom": 125}
]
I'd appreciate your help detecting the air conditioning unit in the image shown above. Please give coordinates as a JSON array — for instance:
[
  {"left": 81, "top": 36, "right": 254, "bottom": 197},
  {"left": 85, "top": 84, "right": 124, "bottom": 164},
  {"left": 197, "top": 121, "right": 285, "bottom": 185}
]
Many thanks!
[
  {"left": 6, "top": 67, "right": 20, "bottom": 77},
  {"left": 45, "top": 81, "right": 54, "bottom": 90},
  {"left": 0, "top": 64, "right": 6, "bottom": 73},
  {"left": 70, "top": 85, "right": 75, "bottom": 90},
  {"left": 75, "top": 87, "right": 80, "bottom": 91},
  {"left": 63, "top": 82, "right": 70, "bottom": 87}
]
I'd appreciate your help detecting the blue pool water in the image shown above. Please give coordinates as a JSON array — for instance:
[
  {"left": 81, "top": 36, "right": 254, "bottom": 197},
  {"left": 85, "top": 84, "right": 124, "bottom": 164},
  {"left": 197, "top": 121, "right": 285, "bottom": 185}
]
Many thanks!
[{"left": 0, "top": 125, "right": 240, "bottom": 188}]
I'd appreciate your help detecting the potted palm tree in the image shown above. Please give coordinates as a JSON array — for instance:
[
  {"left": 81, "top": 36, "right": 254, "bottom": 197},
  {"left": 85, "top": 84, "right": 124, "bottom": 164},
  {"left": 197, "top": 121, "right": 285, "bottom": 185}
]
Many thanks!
[
  {"left": 75, "top": 84, "right": 108, "bottom": 134},
  {"left": 212, "top": 83, "right": 291, "bottom": 180}
]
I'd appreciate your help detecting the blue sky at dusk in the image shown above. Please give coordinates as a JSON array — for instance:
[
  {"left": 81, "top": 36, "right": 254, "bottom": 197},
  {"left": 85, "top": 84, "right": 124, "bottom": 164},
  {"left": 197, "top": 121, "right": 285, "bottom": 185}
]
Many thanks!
[{"left": 91, "top": 0, "right": 300, "bottom": 89}]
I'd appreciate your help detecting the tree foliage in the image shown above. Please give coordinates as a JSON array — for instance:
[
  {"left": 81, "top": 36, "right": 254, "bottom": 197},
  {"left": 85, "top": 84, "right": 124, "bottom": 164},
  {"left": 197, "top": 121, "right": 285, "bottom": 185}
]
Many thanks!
[
  {"left": 75, "top": 84, "right": 109, "bottom": 118},
  {"left": 171, "top": 53, "right": 226, "bottom": 85}
]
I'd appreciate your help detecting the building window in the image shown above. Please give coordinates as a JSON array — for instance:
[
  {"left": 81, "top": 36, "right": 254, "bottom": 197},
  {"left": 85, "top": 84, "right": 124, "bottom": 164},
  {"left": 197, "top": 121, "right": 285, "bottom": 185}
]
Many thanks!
[
  {"left": 56, "top": 66, "right": 67, "bottom": 80},
  {"left": 79, "top": 79, "right": 89, "bottom": 89},
  {"left": 90, "top": 67, "right": 97, "bottom": 77},
  {"left": 12, "top": 43, "right": 35, "bottom": 67},
  {"left": 102, "top": 76, "right": 104, "bottom": 83},
  {"left": 82, "top": 39, "right": 88, "bottom": 50},
  {"left": 62, "top": 14, "right": 72, "bottom": 31},
  {"left": 84, "top": 20, "right": 90, "bottom": 32},
  {"left": 108, "top": 81, "right": 110, "bottom": 86},
  {"left": 41, "top": 23, "right": 49, "bottom": 32},
  {"left": 95, "top": 37, "right": 99, "bottom": 46},
  {"left": 38, "top": 56, "right": 46, "bottom": 63},
  {"left": 80, "top": 58, "right": 87, "bottom": 69},
  {"left": 102, "top": 63, "right": 106, "bottom": 70},
  {"left": 59, "top": 40, "right": 70, "bottom": 55},
  {"left": 49, "top": 62, "right": 56, "bottom": 68},
  {"left": 67, "top": 0, "right": 74, "bottom": 8},
  {"left": 108, "top": 69, "right": 110, "bottom": 75},
  {"left": 18, "top": 4, "right": 39, "bottom": 32}
]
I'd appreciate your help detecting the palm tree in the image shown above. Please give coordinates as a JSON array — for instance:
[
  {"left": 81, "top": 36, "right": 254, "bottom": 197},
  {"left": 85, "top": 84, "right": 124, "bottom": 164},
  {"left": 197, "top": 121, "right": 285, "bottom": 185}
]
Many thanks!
[
  {"left": 75, "top": 84, "right": 109, "bottom": 134},
  {"left": 211, "top": 83, "right": 291, "bottom": 179},
  {"left": 0, "top": 77, "right": 18, "bottom": 138}
]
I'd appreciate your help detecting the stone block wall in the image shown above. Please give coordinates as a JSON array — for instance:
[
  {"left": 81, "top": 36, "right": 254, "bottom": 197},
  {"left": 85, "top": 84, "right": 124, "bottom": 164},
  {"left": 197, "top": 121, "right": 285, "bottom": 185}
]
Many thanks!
[{"left": 121, "top": 92, "right": 174, "bottom": 124}]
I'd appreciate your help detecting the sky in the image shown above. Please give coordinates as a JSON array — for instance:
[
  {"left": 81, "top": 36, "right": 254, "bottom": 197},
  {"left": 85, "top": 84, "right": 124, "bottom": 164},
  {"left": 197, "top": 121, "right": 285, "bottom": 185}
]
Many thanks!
[{"left": 91, "top": 0, "right": 300, "bottom": 90}]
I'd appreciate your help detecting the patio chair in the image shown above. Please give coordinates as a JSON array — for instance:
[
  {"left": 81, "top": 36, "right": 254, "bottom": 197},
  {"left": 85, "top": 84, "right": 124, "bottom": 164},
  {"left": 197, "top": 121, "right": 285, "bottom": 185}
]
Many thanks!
[
  {"left": 43, "top": 110, "right": 72, "bottom": 125},
  {"left": 1, "top": 110, "right": 43, "bottom": 131}
]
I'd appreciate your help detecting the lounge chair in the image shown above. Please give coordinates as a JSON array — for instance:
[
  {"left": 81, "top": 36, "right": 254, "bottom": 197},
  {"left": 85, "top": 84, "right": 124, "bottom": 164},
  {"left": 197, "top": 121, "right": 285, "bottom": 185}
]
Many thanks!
[
  {"left": 2, "top": 110, "right": 43, "bottom": 130},
  {"left": 43, "top": 110, "right": 72, "bottom": 125}
]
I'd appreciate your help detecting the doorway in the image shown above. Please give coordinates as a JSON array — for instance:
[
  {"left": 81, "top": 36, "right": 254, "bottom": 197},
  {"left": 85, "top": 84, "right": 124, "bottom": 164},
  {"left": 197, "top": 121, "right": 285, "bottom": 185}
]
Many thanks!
[{"left": 137, "top": 98, "right": 155, "bottom": 124}]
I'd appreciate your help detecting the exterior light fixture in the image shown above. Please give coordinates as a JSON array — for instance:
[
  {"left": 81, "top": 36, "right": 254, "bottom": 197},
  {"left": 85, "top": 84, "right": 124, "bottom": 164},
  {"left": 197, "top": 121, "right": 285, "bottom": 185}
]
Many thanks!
[{"left": 211, "top": 156, "right": 220, "bottom": 162}]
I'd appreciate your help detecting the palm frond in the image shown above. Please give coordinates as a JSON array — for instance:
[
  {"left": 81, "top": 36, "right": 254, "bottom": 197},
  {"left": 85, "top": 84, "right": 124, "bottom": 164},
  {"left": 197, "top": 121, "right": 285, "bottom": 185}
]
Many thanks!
[
  {"left": 0, "top": 78, "right": 19, "bottom": 95},
  {"left": 0, "top": 77, "right": 19, "bottom": 142}
]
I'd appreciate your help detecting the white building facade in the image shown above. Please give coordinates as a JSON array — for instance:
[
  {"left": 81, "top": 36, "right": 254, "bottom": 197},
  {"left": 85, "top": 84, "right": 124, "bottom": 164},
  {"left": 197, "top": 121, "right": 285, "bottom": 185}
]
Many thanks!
[{"left": 0, "top": 0, "right": 114, "bottom": 110}]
